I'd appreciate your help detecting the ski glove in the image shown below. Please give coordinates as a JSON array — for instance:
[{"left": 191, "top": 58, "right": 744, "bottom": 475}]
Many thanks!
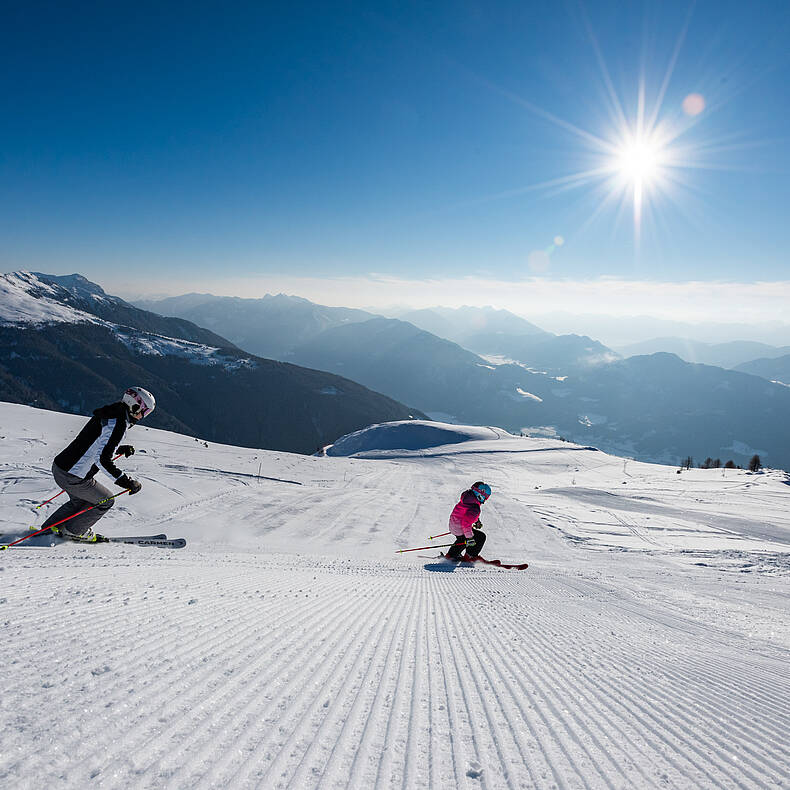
[
  {"left": 466, "top": 539, "right": 476, "bottom": 547},
  {"left": 116, "top": 474, "right": 142, "bottom": 495},
  {"left": 117, "top": 445, "right": 135, "bottom": 458}
]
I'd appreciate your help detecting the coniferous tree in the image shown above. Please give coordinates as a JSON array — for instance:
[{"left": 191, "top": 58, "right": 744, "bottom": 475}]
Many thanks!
[{"left": 748, "top": 454, "right": 762, "bottom": 472}]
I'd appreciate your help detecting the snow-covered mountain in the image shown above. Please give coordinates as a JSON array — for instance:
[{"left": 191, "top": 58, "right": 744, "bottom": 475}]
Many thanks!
[
  {"left": 1, "top": 271, "right": 236, "bottom": 347},
  {"left": 1, "top": 402, "right": 788, "bottom": 789},
  {"left": 0, "top": 271, "right": 425, "bottom": 452}
]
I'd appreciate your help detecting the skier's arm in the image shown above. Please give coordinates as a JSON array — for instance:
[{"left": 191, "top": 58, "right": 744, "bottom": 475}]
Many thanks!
[
  {"left": 99, "top": 417, "right": 127, "bottom": 480},
  {"left": 463, "top": 504, "right": 481, "bottom": 539}
]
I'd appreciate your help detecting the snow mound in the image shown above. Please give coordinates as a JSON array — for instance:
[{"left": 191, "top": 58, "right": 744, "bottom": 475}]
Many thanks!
[{"left": 326, "top": 420, "right": 510, "bottom": 456}]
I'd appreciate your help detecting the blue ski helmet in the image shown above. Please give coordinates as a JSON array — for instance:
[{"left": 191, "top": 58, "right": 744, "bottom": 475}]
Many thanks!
[{"left": 471, "top": 481, "right": 491, "bottom": 503}]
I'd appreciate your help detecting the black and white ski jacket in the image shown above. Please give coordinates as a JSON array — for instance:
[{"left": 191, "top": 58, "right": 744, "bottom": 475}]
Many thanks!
[{"left": 54, "top": 402, "right": 133, "bottom": 481}]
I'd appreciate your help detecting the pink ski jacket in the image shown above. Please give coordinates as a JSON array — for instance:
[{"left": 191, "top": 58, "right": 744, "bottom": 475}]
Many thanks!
[{"left": 448, "top": 490, "right": 481, "bottom": 539}]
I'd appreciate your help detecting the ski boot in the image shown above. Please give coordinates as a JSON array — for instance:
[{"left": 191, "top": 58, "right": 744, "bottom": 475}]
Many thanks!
[{"left": 58, "top": 526, "right": 109, "bottom": 543}]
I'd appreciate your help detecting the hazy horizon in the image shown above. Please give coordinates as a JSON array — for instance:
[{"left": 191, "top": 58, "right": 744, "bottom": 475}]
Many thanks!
[{"left": 105, "top": 272, "right": 790, "bottom": 347}]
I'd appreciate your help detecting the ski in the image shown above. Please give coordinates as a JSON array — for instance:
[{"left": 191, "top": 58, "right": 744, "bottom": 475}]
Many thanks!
[
  {"left": 106, "top": 536, "right": 186, "bottom": 548},
  {"left": 466, "top": 555, "right": 529, "bottom": 570},
  {"left": 426, "top": 553, "right": 529, "bottom": 570},
  {"left": 3, "top": 534, "right": 185, "bottom": 549}
]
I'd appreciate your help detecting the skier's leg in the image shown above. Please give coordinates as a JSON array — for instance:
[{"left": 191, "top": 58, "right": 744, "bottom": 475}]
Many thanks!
[
  {"left": 45, "top": 464, "right": 115, "bottom": 538},
  {"left": 41, "top": 498, "right": 84, "bottom": 532},
  {"left": 445, "top": 535, "right": 466, "bottom": 559},
  {"left": 41, "top": 465, "right": 85, "bottom": 531},
  {"left": 465, "top": 528, "right": 486, "bottom": 558}
]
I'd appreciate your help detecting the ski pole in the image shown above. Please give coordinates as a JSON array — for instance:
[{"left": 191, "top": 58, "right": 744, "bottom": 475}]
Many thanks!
[
  {"left": 396, "top": 542, "right": 457, "bottom": 553},
  {"left": 36, "top": 489, "right": 66, "bottom": 508},
  {"left": 35, "top": 453, "right": 124, "bottom": 509},
  {"left": 1, "top": 490, "right": 129, "bottom": 551},
  {"left": 429, "top": 531, "right": 451, "bottom": 539}
]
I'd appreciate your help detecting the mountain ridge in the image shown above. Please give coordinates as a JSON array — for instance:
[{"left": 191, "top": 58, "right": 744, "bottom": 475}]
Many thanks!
[{"left": 0, "top": 271, "right": 425, "bottom": 453}]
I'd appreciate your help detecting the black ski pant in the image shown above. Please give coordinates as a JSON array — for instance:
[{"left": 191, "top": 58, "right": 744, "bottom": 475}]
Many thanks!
[
  {"left": 41, "top": 463, "right": 115, "bottom": 537},
  {"left": 446, "top": 528, "right": 486, "bottom": 559}
]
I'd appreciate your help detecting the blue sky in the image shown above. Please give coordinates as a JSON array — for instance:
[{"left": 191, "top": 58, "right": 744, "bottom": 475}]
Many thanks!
[{"left": 1, "top": 1, "right": 788, "bottom": 320}]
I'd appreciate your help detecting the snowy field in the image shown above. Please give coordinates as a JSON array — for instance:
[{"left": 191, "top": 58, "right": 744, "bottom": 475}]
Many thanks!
[{"left": 1, "top": 402, "right": 788, "bottom": 789}]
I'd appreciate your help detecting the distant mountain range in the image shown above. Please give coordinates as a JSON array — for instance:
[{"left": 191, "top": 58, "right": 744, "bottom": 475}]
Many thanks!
[
  {"left": 735, "top": 353, "right": 790, "bottom": 386},
  {"left": 532, "top": 312, "right": 790, "bottom": 348},
  {"left": 393, "top": 306, "right": 616, "bottom": 374},
  {"left": 289, "top": 316, "right": 554, "bottom": 425},
  {"left": 616, "top": 336, "right": 790, "bottom": 369},
  {"left": 287, "top": 318, "right": 790, "bottom": 468},
  {"left": 396, "top": 305, "right": 548, "bottom": 344},
  {"left": 135, "top": 292, "right": 375, "bottom": 360},
  {"left": 129, "top": 286, "right": 790, "bottom": 470},
  {"left": 0, "top": 272, "right": 424, "bottom": 453},
  {"left": 135, "top": 295, "right": 619, "bottom": 374}
]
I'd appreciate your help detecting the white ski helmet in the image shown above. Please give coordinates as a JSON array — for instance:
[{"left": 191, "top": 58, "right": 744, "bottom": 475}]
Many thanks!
[{"left": 122, "top": 386, "right": 156, "bottom": 418}]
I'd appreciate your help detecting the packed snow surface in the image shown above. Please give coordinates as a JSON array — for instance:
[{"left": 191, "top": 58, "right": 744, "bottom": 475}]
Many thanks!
[{"left": 1, "top": 403, "right": 789, "bottom": 789}]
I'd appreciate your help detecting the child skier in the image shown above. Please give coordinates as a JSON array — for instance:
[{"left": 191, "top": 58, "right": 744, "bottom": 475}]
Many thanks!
[
  {"left": 445, "top": 481, "right": 491, "bottom": 561},
  {"left": 40, "top": 387, "right": 156, "bottom": 542}
]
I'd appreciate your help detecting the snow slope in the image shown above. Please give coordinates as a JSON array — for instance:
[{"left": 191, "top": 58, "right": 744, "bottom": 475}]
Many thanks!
[
  {"left": 0, "top": 271, "right": 103, "bottom": 327},
  {"left": 1, "top": 403, "right": 788, "bottom": 789}
]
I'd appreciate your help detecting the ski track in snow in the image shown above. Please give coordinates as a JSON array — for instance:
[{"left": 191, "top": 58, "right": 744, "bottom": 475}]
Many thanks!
[
  {"left": 1, "top": 404, "right": 789, "bottom": 790},
  {"left": 2, "top": 553, "right": 788, "bottom": 790}
]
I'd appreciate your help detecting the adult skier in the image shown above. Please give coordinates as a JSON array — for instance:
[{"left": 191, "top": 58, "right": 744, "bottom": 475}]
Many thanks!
[
  {"left": 444, "top": 481, "right": 491, "bottom": 561},
  {"left": 40, "top": 387, "right": 156, "bottom": 542}
]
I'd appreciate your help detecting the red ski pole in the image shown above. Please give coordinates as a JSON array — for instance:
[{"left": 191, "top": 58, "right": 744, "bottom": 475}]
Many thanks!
[
  {"left": 35, "top": 453, "right": 124, "bottom": 510},
  {"left": 396, "top": 542, "right": 457, "bottom": 553},
  {"left": 2, "top": 490, "right": 129, "bottom": 551},
  {"left": 36, "top": 489, "right": 66, "bottom": 509},
  {"left": 429, "top": 531, "right": 451, "bottom": 539}
]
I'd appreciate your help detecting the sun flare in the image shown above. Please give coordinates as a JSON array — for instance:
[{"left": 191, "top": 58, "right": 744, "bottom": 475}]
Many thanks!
[
  {"left": 615, "top": 137, "right": 664, "bottom": 183},
  {"left": 606, "top": 131, "right": 672, "bottom": 239}
]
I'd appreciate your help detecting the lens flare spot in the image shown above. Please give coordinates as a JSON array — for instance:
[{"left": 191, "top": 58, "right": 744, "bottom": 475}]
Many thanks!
[
  {"left": 682, "top": 93, "right": 705, "bottom": 116},
  {"left": 554, "top": 235, "right": 565, "bottom": 247}
]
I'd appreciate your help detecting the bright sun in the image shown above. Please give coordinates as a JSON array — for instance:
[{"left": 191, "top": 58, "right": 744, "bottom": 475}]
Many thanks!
[
  {"left": 616, "top": 138, "right": 664, "bottom": 182},
  {"left": 477, "top": 18, "right": 719, "bottom": 250},
  {"left": 607, "top": 131, "right": 670, "bottom": 238}
]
